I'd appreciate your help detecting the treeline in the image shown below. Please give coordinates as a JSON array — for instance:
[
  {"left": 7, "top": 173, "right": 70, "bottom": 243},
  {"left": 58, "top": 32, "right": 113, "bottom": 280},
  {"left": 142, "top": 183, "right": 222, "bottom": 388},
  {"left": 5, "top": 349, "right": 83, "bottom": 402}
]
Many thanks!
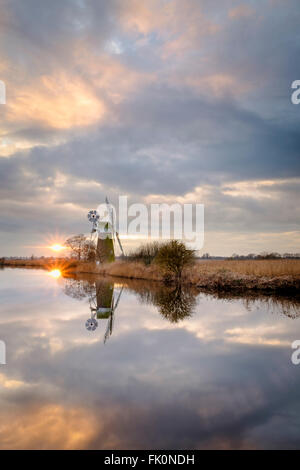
[{"left": 200, "top": 252, "right": 300, "bottom": 260}]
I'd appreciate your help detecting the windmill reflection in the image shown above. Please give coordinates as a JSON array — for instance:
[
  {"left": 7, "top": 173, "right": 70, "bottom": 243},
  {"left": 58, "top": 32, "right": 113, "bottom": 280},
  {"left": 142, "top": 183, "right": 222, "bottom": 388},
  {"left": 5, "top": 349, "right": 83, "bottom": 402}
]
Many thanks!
[
  {"left": 86, "top": 280, "right": 123, "bottom": 343},
  {"left": 64, "top": 276, "right": 197, "bottom": 340},
  {"left": 64, "top": 278, "right": 123, "bottom": 343}
]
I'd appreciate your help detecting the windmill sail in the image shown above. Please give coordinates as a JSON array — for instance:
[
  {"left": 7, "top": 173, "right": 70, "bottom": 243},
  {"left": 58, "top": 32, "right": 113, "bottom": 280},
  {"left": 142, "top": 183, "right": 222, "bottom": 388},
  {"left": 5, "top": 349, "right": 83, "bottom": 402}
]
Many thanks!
[{"left": 116, "top": 232, "right": 124, "bottom": 256}]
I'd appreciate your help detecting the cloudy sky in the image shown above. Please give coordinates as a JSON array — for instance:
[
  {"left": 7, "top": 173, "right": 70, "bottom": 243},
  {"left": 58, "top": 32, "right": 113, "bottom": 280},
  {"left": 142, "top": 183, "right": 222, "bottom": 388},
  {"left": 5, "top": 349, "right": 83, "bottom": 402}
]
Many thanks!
[{"left": 0, "top": 0, "right": 299, "bottom": 256}]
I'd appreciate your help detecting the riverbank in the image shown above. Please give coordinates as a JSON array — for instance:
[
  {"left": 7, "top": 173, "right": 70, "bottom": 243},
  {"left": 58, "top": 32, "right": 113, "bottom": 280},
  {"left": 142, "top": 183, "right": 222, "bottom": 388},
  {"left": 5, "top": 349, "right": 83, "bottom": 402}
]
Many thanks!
[
  {"left": 73, "top": 259, "right": 300, "bottom": 295},
  {"left": 2, "top": 258, "right": 300, "bottom": 295},
  {"left": 0, "top": 258, "right": 77, "bottom": 269}
]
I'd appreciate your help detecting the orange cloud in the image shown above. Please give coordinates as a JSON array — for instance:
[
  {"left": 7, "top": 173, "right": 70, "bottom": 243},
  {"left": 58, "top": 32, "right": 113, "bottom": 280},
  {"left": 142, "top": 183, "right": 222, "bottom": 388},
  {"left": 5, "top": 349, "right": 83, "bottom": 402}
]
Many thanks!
[
  {"left": 2, "top": 48, "right": 153, "bottom": 136},
  {"left": 6, "top": 73, "right": 105, "bottom": 130},
  {"left": 120, "top": 0, "right": 166, "bottom": 35},
  {"left": 119, "top": 0, "right": 219, "bottom": 57},
  {"left": 0, "top": 404, "right": 98, "bottom": 450},
  {"left": 74, "top": 50, "right": 154, "bottom": 105}
]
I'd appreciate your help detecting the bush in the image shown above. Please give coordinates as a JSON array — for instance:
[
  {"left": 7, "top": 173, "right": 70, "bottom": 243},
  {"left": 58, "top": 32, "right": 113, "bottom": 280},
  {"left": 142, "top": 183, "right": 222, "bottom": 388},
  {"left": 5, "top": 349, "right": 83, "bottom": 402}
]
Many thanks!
[
  {"left": 126, "top": 241, "right": 162, "bottom": 265},
  {"left": 154, "top": 240, "right": 196, "bottom": 282}
]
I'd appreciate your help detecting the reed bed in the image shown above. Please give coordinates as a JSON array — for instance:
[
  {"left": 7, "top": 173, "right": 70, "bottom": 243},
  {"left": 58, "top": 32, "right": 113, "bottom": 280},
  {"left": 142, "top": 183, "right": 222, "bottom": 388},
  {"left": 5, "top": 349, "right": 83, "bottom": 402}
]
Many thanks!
[
  {"left": 193, "top": 259, "right": 300, "bottom": 277},
  {"left": 75, "top": 259, "right": 300, "bottom": 279},
  {"left": 2, "top": 257, "right": 300, "bottom": 294},
  {"left": 74, "top": 260, "right": 164, "bottom": 281},
  {"left": 74, "top": 259, "right": 300, "bottom": 294},
  {"left": 4, "top": 257, "right": 299, "bottom": 278},
  {"left": 1, "top": 258, "right": 78, "bottom": 271},
  {"left": 1, "top": 258, "right": 53, "bottom": 267}
]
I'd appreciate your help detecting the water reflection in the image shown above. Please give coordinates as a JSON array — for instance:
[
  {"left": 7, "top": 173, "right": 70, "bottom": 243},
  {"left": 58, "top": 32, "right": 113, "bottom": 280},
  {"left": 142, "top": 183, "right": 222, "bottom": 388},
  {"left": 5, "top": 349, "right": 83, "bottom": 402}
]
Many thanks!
[
  {"left": 48, "top": 269, "right": 61, "bottom": 279},
  {"left": 64, "top": 274, "right": 300, "bottom": 326},
  {"left": 130, "top": 282, "right": 197, "bottom": 323},
  {"left": 64, "top": 278, "right": 123, "bottom": 342},
  {"left": 202, "top": 289, "right": 300, "bottom": 320},
  {"left": 0, "top": 268, "right": 300, "bottom": 449},
  {"left": 65, "top": 276, "right": 199, "bottom": 327}
]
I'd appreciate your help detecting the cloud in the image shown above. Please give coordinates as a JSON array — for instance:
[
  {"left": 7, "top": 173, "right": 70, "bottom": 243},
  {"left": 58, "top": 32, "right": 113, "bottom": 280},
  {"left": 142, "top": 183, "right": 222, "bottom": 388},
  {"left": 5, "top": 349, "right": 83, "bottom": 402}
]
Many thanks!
[
  {"left": 229, "top": 4, "right": 255, "bottom": 19},
  {"left": 0, "top": 0, "right": 299, "bottom": 254},
  {"left": 0, "top": 404, "right": 99, "bottom": 449},
  {"left": 6, "top": 73, "right": 106, "bottom": 130}
]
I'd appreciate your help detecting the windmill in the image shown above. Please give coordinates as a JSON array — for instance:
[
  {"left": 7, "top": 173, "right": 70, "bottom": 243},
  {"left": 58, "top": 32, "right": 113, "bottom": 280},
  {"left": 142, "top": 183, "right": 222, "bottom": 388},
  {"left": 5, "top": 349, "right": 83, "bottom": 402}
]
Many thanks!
[
  {"left": 87, "top": 197, "right": 124, "bottom": 263},
  {"left": 85, "top": 280, "right": 123, "bottom": 344}
]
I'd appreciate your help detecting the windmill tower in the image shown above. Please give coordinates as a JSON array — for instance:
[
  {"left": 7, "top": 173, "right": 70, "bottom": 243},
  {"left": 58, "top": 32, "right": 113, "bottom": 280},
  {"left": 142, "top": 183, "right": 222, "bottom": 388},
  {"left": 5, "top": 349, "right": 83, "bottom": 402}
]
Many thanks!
[{"left": 87, "top": 197, "right": 124, "bottom": 263}]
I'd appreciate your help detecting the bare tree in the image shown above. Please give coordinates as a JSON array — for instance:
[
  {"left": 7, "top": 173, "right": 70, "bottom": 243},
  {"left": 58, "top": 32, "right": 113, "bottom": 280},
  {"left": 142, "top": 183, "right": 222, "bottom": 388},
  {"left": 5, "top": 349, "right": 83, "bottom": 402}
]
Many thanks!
[{"left": 65, "top": 234, "right": 87, "bottom": 261}]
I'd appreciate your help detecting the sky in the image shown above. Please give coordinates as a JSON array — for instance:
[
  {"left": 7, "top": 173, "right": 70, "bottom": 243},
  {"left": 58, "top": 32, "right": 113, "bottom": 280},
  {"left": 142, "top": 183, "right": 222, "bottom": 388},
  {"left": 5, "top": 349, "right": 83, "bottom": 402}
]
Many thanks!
[{"left": 0, "top": 0, "right": 299, "bottom": 256}]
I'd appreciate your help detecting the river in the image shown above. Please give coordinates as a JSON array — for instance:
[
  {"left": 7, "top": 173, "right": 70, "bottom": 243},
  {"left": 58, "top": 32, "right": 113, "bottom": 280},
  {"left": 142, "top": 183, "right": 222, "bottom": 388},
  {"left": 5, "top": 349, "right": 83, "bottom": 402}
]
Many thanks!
[{"left": 0, "top": 267, "right": 299, "bottom": 449}]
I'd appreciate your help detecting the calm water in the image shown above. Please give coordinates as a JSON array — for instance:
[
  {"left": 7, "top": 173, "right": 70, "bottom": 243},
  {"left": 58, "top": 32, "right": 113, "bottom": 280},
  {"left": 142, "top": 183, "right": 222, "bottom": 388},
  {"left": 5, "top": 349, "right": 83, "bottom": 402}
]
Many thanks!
[{"left": 0, "top": 267, "right": 300, "bottom": 449}]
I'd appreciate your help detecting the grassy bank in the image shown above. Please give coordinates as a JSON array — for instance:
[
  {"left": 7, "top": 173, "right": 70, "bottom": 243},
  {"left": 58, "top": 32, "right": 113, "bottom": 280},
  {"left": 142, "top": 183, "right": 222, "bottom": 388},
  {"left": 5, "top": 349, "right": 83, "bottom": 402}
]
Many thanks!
[
  {"left": 73, "top": 259, "right": 300, "bottom": 295},
  {"left": 1, "top": 258, "right": 78, "bottom": 271},
  {"left": 2, "top": 258, "right": 300, "bottom": 295}
]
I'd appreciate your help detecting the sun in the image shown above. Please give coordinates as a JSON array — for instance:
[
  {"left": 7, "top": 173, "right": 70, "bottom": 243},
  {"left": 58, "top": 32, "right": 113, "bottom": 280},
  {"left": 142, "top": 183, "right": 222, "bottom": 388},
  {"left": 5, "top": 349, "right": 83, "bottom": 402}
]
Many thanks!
[
  {"left": 49, "top": 244, "right": 65, "bottom": 252},
  {"left": 48, "top": 269, "right": 62, "bottom": 279},
  {"left": 43, "top": 232, "right": 68, "bottom": 254}
]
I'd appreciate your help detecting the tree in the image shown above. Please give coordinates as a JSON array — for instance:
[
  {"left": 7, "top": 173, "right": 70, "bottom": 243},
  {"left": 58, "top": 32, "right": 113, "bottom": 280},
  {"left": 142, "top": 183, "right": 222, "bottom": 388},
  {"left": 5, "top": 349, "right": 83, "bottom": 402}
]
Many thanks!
[
  {"left": 64, "top": 278, "right": 95, "bottom": 300},
  {"left": 154, "top": 240, "right": 196, "bottom": 283},
  {"left": 65, "top": 234, "right": 88, "bottom": 261}
]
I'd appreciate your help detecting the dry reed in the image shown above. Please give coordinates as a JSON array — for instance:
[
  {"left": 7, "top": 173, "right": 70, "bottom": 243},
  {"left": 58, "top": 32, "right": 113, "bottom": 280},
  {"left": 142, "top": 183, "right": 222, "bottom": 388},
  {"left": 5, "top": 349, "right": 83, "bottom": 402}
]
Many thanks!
[{"left": 2, "top": 257, "right": 300, "bottom": 294}]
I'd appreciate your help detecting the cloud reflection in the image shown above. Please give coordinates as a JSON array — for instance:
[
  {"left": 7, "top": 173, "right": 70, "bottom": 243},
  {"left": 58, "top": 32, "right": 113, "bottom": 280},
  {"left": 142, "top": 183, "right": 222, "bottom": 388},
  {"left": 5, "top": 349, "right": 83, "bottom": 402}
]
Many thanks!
[{"left": 0, "top": 269, "right": 299, "bottom": 449}]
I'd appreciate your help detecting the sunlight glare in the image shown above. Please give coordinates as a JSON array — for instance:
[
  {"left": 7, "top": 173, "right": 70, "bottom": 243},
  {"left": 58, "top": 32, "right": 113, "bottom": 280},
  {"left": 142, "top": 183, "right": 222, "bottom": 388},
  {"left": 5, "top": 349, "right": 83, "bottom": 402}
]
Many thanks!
[
  {"left": 49, "top": 244, "right": 65, "bottom": 252},
  {"left": 48, "top": 269, "right": 61, "bottom": 279}
]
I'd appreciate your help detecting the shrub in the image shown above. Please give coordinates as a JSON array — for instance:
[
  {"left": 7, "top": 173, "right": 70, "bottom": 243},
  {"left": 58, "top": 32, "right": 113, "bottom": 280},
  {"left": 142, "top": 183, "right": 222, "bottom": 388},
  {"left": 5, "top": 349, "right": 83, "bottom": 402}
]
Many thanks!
[
  {"left": 154, "top": 240, "right": 196, "bottom": 282},
  {"left": 126, "top": 241, "right": 162, "bottom": 265}
]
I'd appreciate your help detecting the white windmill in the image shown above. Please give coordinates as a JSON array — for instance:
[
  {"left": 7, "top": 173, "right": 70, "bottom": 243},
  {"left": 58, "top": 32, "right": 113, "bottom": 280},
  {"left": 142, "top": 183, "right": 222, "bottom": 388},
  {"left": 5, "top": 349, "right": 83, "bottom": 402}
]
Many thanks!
[{"left": 87, "top": 197, "right": 124, "bottom": 263}]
